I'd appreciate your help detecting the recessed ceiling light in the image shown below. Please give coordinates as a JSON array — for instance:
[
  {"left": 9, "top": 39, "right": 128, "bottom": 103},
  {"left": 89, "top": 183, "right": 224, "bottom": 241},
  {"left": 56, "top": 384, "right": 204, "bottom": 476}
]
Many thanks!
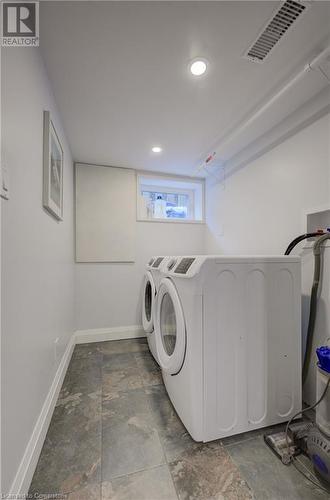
[
  {"left": 151, "top": 146, "right": 162, "bottom": 153},
  {"left": 190, "top": 58, "right": 208, "bottom": 76}
]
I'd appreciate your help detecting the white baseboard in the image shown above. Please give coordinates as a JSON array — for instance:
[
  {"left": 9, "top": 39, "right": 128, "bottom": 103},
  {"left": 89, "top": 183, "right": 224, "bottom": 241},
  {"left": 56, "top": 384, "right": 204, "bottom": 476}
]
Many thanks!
[
  {"left": 9, "top": 334, "right": 76, "bottom": 496},
  {"left": 75, "top": 325, "right": 146, "bottom": 344},
  {"left": 9, "top": 325, "right": 146, "bottom": 496}
]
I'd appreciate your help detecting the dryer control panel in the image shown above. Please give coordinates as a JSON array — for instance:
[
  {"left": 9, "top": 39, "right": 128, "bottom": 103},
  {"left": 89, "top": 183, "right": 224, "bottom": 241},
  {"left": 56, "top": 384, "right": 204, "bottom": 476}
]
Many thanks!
[{"left": 152, "top": 257, "right": 164, "bottom": 268}]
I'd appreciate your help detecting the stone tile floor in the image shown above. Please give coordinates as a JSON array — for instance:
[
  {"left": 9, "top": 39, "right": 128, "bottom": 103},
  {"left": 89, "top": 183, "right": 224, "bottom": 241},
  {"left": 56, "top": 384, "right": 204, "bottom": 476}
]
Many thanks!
[{"left": 29, "top": 338, "right": 329, "bottom": 499}]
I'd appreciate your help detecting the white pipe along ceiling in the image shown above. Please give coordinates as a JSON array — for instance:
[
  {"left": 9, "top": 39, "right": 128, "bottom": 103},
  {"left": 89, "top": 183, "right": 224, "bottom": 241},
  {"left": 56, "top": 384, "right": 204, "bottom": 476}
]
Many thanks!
[{"left": 197, "top": 44, "right": 330, "bottom": 177}]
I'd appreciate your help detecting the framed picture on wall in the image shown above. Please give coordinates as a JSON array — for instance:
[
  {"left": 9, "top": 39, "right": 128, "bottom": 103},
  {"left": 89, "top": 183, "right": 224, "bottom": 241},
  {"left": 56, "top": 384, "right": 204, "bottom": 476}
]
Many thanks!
[{"left": 43, "top": 110, "right": 63, "bottom": 220}]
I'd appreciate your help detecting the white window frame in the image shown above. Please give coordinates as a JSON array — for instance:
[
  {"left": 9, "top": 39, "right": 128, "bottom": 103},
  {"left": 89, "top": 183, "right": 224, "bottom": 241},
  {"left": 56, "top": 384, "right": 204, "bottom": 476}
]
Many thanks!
[
  {"left": 136, "top": 172, "right": 205, "bottom": 224},
  {"left": 140, "top": 184, "right": 195, "bottom": 220}
]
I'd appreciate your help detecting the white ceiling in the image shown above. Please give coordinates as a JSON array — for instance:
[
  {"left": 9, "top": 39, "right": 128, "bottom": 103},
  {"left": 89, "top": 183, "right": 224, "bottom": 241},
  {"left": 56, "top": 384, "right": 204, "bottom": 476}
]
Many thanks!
[{"left": 40, "top": 1, "right": 330, "bottom": 176}]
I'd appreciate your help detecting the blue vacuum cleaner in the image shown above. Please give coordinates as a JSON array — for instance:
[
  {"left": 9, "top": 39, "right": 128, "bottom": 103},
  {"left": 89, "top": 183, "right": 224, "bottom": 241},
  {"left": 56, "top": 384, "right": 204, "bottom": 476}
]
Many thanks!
[{"left": 306, "top": 346, "right": 330, "bottom": 483}]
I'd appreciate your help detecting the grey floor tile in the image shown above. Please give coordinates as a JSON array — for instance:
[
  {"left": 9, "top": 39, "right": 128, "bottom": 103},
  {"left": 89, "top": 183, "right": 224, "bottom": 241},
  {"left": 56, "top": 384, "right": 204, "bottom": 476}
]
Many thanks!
[
  {"left": 29, "top": 392, "right": 102, "bottom": 495},
  {"left": 102, "top": 369, "right": 144, "bottom": 400},
  {"left": 134, "top": 350, "right": 159, "bottom": 372},
  {"left": 102, "top": 465, "right": 178, "bottom": 500},
  {"left": 72, "top": 342, "right": 103, "bottom": 360},
  {"left": 145, "top": 384, "right": 175, "bottom": 428},
  {"left": 66, "top": 483, "right": 101, "bottom": 499},
  {"left": 102, "top": 389, "right": 165, "bottom": 479},
  {"left": 63, "top": 354, "right": 102, "bottom": 395},
  {"left": 29, "top": 345, "right": 102, "bottom": 497},
  {"left": 32, "top": 339, "right": 328, "bottom": 500},
  {"left": 100, "top": 338, "right": 149, "bottom": 355},
  {"left": 146, "top": 385, "right": 199, "bottom": 462},
  {"left": 102, "top": 385, "right": 152, "bottom": 423},
  {"left": 135, "top": 351, "right": 163, "bottom": 387},
  {"left": 228, "top": 434, "right": 329, "bottom": 499},
  {"left": 142, "top": 369, "right": 163, "bottom": 387},
  {"left": 103, "top": 352, "right": 139, "bottom": 373},
  {"left": 101, "top": 420, "right": 165, "bottom": 480},
  {"left": 102, "top": 350, "right": 146, "bottom": 399},
  {"left": 169, "top": 441, "right": 252, "bottom": 500}
]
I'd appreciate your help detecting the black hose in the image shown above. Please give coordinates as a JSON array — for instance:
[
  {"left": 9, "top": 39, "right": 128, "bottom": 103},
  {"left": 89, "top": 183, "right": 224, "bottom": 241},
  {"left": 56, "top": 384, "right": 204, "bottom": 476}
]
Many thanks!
[
  {"left": 284, "top": 231, "right": 329, "bottom": 384},
  {"left": 285, "top": 232, "right": 324, "bottom": 255},
  {"left": 302, "top": 262, "right": 320, "bottom": 384},
  {"left": 302, "top": 233, "right": 330, "bottom": 384}
]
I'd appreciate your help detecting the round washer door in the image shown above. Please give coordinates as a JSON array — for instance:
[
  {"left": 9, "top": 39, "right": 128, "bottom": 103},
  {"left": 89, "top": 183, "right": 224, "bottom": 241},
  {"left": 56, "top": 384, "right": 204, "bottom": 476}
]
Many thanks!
[
  {"left": 142, "top": 271, "right": 156, "bottom": 333},
  {"left": 155, "top": 278, "right": 186, "bottom": 374}
]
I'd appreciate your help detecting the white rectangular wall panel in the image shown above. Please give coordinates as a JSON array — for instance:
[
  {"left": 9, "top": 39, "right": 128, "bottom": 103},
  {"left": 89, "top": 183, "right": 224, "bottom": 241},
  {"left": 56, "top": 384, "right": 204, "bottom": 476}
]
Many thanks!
[{"left": 76, "top": 163, "right": 136, "bottom": 262}]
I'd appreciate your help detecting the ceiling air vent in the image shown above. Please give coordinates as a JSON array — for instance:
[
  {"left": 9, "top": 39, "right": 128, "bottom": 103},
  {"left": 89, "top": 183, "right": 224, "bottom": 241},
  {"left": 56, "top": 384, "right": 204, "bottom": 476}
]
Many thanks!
[{"left": 244, "top": 1, "right": 310, "bottom": 63}]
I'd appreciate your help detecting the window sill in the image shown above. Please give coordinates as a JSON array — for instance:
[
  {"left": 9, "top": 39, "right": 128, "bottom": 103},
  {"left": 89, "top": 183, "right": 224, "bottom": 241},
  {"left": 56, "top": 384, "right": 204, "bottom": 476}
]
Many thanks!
[{"left": 137, "top": 218, "right": 205, "bottom": 225}]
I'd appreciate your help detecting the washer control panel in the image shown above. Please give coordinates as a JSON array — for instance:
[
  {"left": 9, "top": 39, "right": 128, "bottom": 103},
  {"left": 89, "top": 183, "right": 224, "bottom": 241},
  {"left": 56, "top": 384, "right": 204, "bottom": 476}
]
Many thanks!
[
  {"left": 167, "top": 258, "right": 177, "bottom": 271},
  {"left": 174, "top": 257, "right": 195, "bottom": 274}
]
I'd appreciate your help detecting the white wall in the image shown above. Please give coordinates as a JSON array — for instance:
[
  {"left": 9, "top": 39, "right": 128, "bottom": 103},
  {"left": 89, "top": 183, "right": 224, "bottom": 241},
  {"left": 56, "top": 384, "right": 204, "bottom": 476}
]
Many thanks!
[
  {"left": 206, "top": 114, "right": 330, "bottom": 255},
  {"left": 205, "top": 113, "right": 330, "bottom": 403},
  {"left": 1, "top": 48, "right": 75, "bottom": 493},
  {"left": 75, "top": 222, "right": 205, "bottom": 330},
  {"left": 0, "top": 44, "right": 2, "bottom": 493}
]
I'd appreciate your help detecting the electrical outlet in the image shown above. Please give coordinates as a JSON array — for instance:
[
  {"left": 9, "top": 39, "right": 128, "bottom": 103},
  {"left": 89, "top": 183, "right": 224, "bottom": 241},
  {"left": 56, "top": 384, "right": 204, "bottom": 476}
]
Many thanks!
[
  {"left": 0, "top": 164, "right": 9, "bottom": 200},
  {"left": 54, "top": 337, "right": 60, "bottom": 363}
]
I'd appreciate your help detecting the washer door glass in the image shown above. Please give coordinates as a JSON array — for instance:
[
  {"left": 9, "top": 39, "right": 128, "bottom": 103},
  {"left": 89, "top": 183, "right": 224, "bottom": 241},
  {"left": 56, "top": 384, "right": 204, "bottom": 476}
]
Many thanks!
[
  {"left": 142, "top": 272, "right": 156, "bottom": 333},
  {"left": 145, "top": 281, "right": 152, "bottom": 322},
  {"left": 155, "top": 278, "right": 186, "bottom": 374},
  {"left": 160, "top": 293, "right": 177, "bottom": 355}
]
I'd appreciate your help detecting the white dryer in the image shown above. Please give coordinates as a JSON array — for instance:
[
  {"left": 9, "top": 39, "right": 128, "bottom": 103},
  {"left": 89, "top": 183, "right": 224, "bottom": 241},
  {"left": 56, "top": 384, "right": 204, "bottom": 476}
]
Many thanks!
[
  {"left": 142, "top": 256, "right": 175, "bottom": 363},
  {"left": 154, "top": 255, "right": 302, "bottom": 442}
]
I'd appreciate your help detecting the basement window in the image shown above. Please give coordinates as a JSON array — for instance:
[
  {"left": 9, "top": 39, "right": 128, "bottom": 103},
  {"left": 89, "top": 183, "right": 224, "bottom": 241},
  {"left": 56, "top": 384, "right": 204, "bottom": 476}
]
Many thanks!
[{"left": 137, "top": 173, "right": 204, "bottom": 223}]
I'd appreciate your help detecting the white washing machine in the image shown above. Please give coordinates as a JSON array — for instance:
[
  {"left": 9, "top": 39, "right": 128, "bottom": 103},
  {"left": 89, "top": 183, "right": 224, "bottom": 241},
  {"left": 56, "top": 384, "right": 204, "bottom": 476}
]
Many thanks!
[
  {"left": 142, "top": 256, "right": 176, "bottom": 363},
  {"left": 154, "top": 255, "right": 302, "bottom": 442}
]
